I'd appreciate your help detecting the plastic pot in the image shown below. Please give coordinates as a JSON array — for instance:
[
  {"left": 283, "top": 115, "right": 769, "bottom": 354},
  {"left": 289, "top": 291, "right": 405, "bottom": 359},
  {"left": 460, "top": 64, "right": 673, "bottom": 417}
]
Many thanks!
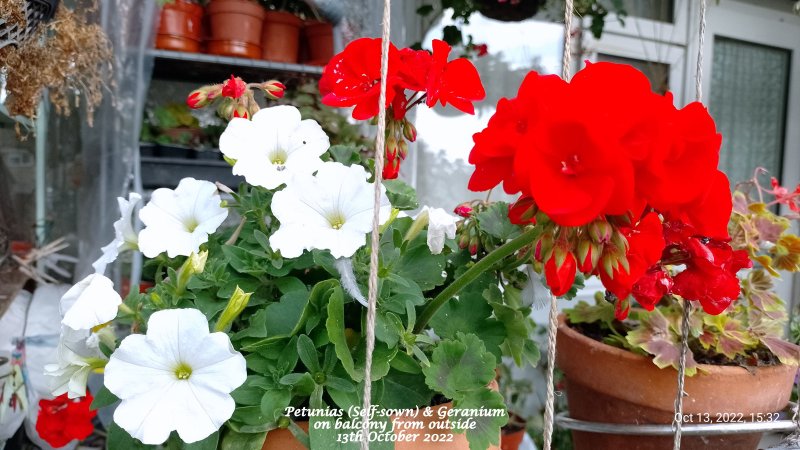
[
  {"left": 474, "top": 0, "right": 544, "bottom": 22},
  {"left": 301, "top": 20, "right": 333, "bottom": 66},
  {"left": 556, "top": 316, "right": 796, "bottom": 450},
  {"left": 156, "top": 0, "right": 204, "bottom": 53},
  {"left": 261, "top": 10, "right": 302, "bottom": 63},
  {"left": 207, "top": 0, "right": 265, "bottom": 59}
]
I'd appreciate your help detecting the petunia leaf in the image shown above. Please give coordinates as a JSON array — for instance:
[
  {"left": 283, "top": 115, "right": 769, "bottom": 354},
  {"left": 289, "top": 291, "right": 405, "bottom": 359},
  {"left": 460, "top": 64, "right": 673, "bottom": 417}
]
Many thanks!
[
  {"left": 183, "top": 431, "right": 219, "bottom": 450},
  {"left": 297, "top": 334, "right": 321, "bottom": 373},
  {"left": 220, "top": 429, "right": 268, "bottom": 450},
  {"left": 326, "top": 285, "right": 358, "bottom": 381},
  {"left": 106, "top": 422, "right": 154, "bottom": 450}
]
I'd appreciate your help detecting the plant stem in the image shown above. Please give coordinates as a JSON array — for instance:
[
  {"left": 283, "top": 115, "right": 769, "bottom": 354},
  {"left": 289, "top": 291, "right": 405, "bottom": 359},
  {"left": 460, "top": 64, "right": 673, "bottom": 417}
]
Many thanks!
[{"left": 414, "top": 226, "right": 540, "bottom": 333}]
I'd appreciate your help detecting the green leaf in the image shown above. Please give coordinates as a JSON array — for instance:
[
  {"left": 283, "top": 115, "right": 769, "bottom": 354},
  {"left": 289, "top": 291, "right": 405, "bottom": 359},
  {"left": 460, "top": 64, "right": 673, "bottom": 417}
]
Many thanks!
[
  {"left": 280, "top": 372, "right": 316, "bottom": 395},
  {"left": 379, "top": 370, "right": 434, "bottom": 409},
  {"left": 260, "top": 389, "right": 291, "bottom": 421},
  {"left": 476, "top": 202, "right": 521, "bottom": 241},
  {"left": 422, "top": 333, "right": 496, "bottom": 400},
  {"left": 309, "top": 415, "right": 393, "bottom": 450},
  {"left": 326, "top": 285, "right": 358, "bottom": 381},
  {"left": 184, "top": 431, "right": 219, "bottom": 450},
  {"left": 220, "top": 429, "right": 268, "bottom": 450},
  {"left": 393, "top": 244, "right": 448, "bottom": 290},
  {"left": 383, "top": 179, "right": 419, "bottom": 210},
  {"left": 564, "top": 300, "right": 615, "bottom": 324},
  {"left": 389, "top": 351, "right": 422, "bottom": 374},
  {"left": 453, "top": 389, "right": 508, "bottom": 450},
  {"left": 490, "top": 301, "right": 532, "bottom": 366},
  {"left": 325, "top": 376, "right": 356, "bottom": 392},
  {"left": 231, "top": 378, "right": 267, "bottom": 406},
  {"left": 265, "top": 290, "right": 310, "bottom": 337},
  {"left": 90, "top": 385, "right": 119, "bottom": 410},
  {"left": 328, "top": 144, "right": 361, "bottom": 165},
  {"left": 106, "top": 422, "right": 154, "bottom": 450},
  {"left": 297, "top": 334, "right": 321, "bottom": 373}
]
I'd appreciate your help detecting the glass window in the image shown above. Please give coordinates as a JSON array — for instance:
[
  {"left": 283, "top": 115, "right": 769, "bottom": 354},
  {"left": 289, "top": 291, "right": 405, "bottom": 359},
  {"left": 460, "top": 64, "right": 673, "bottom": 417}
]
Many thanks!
[
  {"left": 597, "top": 53, "right": 670, "bottom": 94},
  {"left": 710, "top": 36, "right": 790, "bottom": 185},
  {"left": 622, "top": 0, "right": 674, "bottom": 23}
]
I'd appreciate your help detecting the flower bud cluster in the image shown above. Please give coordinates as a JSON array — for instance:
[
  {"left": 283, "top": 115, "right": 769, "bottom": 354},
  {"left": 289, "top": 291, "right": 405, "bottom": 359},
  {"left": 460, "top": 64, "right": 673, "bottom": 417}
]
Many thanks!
[
  {"left": 186, "top": 75, "right": 286, "bottom": 122},
  {"left": 382, "top": 116, "right": 417, "bottom": 180}
]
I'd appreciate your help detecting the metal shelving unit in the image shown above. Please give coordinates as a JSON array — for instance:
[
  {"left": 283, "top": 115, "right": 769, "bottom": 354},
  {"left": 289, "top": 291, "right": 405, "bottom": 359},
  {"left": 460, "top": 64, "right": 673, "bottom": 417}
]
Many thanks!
[{"left": 148, "top": 49, "right": 324, "bottom": 84}]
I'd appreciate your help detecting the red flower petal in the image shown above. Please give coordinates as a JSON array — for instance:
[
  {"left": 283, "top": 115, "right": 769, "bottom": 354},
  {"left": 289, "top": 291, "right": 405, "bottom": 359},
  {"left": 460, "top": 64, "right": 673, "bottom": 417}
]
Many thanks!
[{"left": 544, "top": 251, "right": 577, "bottom": 296}]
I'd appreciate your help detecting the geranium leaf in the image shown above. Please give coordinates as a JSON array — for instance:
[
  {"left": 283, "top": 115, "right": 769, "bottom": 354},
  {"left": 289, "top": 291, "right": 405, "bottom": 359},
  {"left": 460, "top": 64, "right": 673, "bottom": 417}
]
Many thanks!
[
  {"left": 475, "top": 202, "right": 522, "bottom": 241},
  {"left": 383, "top": 179, "right": 419, "bottom": 210},
  {"left": 430, "top": 282, "right": 505, "bottom": 359},
  {"left": 453, "top": 388, "right": 508, "bottom": 450},
  {"left": 379, "top": 370, "right": 434, "bottom": 409},
  {"left": 394, "top": 243, "right": 448, "bottom": 290},
  {"left": 626, "top": 309, "right": 698, "bottom": 376},
  {"left": 762, "top": 336, "right": 800, "bottom": 365},
  {"left": 422, "top": 333, "right": 496, "bottom": 400},
  {"left": 564, "top": 300, "right": 615, "bottom": 324}
]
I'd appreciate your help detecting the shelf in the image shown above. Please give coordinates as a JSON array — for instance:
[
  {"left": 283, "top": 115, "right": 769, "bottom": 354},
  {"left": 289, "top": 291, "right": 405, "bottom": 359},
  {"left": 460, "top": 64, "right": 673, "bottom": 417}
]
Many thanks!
[
  {"left": 141, "top": 156, "right": 242, "bottom": 189},
  {"left": 149, "top": 49, "right": 325, "bottom": 84}
]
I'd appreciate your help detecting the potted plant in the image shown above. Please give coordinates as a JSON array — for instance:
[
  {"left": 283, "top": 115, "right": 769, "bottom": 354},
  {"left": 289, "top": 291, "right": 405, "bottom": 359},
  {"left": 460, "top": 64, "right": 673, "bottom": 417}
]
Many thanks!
[
  {"left": 142, "top": 103, "right": 206, "bottom": 157},
  {"left": 298, "top": 2, "right": 333, "bottom": 66},
  {"left": 259, "top": 0, "right": 304, "bottom": 63},
  {"left": 206, "top": 0, "right": 265, "bottom": 59},
  {"left": 557, "top": 171, "right": 800, "bottom": 450},
  {"left": 42, "top": 39, "right": 552, "bottom": 450},
  {"left": 155, "top": 0, "right": 205, "bottom": 53}
]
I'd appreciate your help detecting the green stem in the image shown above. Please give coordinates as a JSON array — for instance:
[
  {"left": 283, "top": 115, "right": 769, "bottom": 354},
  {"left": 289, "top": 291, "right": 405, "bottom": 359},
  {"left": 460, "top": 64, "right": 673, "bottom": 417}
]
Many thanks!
[{"left": 414, "top": 227, "right": 540, "bottom": 333}]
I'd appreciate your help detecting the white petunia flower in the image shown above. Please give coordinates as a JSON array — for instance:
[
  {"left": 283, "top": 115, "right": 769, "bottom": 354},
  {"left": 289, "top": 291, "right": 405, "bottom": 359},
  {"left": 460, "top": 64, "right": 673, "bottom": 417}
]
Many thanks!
[
  {"left": 104, "top": 308, "right": 246, "bottom": 445},
  {"left": 60, "top": 274, "right": 122, "bottom": 331},
  {"left": 269, "top": 162, "right": 391, "bottom": 259},
  {"left": 93, "top": 192, "right": 142, "bottom": 274},
  {"left": 44, "top": 326, "right": 111, "bottom": 399},
  {"left": 419, "top": 206, "right": 458, "bottom": 255},
  {"left": 137, "top": 178, "right": 228, "bottom": 258},
  {"left": 218, "top": 105, "right": 329, "bottom": 190}
]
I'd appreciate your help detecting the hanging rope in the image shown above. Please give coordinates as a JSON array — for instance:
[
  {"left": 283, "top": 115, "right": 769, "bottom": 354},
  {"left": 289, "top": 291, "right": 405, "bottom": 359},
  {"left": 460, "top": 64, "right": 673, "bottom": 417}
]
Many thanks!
[
  {"left": 542, "top": 3, "right": 574, "bottom": 449},
  {"left": 673, "top": 2, "right": 708, "bottom": 448},
  {"left": 361, "top": 0, "right": 392, "bottom": 449}
]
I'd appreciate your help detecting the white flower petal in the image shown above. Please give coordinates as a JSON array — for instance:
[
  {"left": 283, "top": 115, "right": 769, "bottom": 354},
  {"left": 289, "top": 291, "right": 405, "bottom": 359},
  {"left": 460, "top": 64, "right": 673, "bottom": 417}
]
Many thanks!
[
  {"left": 92, "top": 192, "right": 142, "bottom": 274},
  {"left": 104, "top": 308, "right": 246, "bottom": 445},
  {"left": 218, "top": 106, "right": 329, "bottom": 190},
  {"left": 269, "top": 162, "right": 390, "bottom": 259},
  {"left": 421, "top": 206, "right": 458, "bottom": 255},
  {"left": 138, "top": 178, "right": 227, "bottom": 258},
  {"left": 60, "top": 274, "right": 122, "bottom": 331}
]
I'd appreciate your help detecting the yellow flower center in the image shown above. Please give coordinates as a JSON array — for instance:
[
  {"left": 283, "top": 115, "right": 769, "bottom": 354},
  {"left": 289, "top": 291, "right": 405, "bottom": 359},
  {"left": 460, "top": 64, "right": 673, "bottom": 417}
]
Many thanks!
[
  {"left": 184, "top": 218, "right": 199, "bottom": 232},
  {"left": 271, "top": 149, "right": 288, "bottom": 171},
  {"left": 174, "top": 362, "right": 193, "bottom": 380},
  {"left": 327, "top": 212, "right": 346, "bottom": 230}
]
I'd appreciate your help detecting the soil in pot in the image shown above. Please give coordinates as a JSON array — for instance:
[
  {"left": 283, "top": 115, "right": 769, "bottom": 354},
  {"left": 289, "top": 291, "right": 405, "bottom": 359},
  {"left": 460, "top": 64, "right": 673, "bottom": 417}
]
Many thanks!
[
  {"left": 556, "top": 316, "right": 796, "bottom": 450},
  {"left": 207, "top": 0, "right": 265, "bottom": 59},
  {"left": 261, "top": 10, "right": 302, "bottom": 63},
  {"left": 156, "top": 0, "right": 204, "bottom": 53},
  {"left": 302, "top": 20, "right": 333, "bottom": 66}
]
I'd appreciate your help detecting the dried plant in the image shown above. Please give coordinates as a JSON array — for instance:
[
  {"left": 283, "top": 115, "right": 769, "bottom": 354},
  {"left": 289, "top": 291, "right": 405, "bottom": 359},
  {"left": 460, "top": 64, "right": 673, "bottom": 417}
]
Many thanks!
[
  {"left": 0, "top": 1, "right": 112, "bottom": 130},
  {"left": 0, "top": 0, "right": 26, "bottom": 28}
]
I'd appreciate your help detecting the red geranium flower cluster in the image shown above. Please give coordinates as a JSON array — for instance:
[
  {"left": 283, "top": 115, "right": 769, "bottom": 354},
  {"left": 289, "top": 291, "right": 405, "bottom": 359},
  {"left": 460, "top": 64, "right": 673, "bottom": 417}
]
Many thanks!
[
  {"left": 319, "top": 38, "right": 485, "bottom": 179},
  {"left": 36, "top": 393, "right": 96, "bottom": 448},
  {"left": 472, "top": 62, "right": 747, "bottom": 317}
]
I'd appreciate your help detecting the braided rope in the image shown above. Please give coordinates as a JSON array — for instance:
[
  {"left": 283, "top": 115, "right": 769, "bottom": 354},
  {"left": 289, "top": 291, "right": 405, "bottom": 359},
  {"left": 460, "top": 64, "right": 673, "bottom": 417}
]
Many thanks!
[
  {"left": 360, "top": 0, "right": 392, "bottom": 448},
  {"left": 543, "top": 3, "right": 574, "bottom": 449}
]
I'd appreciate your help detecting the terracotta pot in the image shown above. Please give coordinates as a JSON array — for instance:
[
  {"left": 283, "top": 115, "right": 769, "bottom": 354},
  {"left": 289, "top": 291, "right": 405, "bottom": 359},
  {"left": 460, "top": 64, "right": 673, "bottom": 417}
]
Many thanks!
[
  {"left": 206, "top": 0, "right": 265, "bottom": 59},
  {"left": 500, "top": 427, "right": 525, "bottom": 450},
  {"left": 264, "top": 381, "right": 502, "bottom": 450},
  {"left": 156, "top": 0, "right": 204, "bottom": 53},
  {"left": 302, "top": 20, "right": 333, "bottom": 66},
  {"left": 261, "top": 10, "right": 302, "bottom": 63},
  {"left": 556, "top": 316, "right": 796, "bottom": 450}
]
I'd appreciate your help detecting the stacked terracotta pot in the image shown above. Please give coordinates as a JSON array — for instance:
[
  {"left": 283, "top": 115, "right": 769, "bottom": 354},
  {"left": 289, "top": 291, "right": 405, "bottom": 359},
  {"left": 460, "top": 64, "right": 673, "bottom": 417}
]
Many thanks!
[{"left": 155, "top": 0, "right": 334, "bottom": 65}]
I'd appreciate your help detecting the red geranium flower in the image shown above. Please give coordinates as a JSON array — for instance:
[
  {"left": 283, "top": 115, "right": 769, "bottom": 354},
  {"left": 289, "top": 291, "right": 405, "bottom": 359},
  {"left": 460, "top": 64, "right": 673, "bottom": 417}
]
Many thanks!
[
  {"left": 221, "top": 75, "right": 247, "bottom": 99},
  {"left": 319, "top": 38, "right": 401, "bottom": 120},
  {"left": 544, "top": 250, "right": 577, "bottom": 297},
  {"left": 631, "top": 268, "right": 673, "bottom": 311},
  {"left": 397, "top": 47, "right": 432, "bottom": 92},
  {"left": 36, "top": 393, "right": 96, "bottom": 448},
  {"left": 600, "top": 212, "right": 665, "bottom": 311},
  {"left": 424, "top": 39, "right": 486, "bottom": 115}
]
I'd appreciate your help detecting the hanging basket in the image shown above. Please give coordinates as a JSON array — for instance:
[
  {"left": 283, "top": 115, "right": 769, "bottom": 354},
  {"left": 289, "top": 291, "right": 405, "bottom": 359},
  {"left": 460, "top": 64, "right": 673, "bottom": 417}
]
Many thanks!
[
  {"left": 475, "top": 0, "right": 545, "bottom": 22},
  {"left": 0, "top": 0, "right": 60, "bottom": 50}
]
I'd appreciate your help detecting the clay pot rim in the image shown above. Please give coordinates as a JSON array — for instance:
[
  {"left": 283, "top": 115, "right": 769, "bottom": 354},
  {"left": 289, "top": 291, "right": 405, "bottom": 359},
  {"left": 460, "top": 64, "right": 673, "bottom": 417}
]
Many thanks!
[
  {"left": 207, "top": 0, "right": 266, "bottom": 19},
  {"left": 263, "top": 9, "right": 304, "bottom": 26},
  {"left": 558, "top": 315, "right": 794, "bottom": 376}
]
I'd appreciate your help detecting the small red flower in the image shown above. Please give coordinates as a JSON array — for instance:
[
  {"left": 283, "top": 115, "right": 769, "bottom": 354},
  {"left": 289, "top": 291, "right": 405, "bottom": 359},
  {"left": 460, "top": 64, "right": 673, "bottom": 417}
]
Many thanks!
[
  {"left": 474, "top": 43, "right": 488, "bottom": 57},
  {"left": 221, "top": 75, "right": 247, "bottom": 99},
  {"left": 425, "top": 40, "right": 486, "bottom": 115},
  {"left": 319, "top": 38, "right": 401, "bottom": 120},
  {"left": 631, "top": 268, "right": 673, "bottom": 311},
  {"left": 600, "top": 212, "right": 665, "bottom": 307},
  {"left": 397, "top": 47, "right": 432, "bottom": 92},
  {"left": 383, "top": 155, "right": 401, "bottom": 179},
  {"left": 767, "top": 177, "right": 800, "bottom": 213},
  {"left": 453, "top": 202, "right": 473, "bottom": 218},
  {"left": 544, "top": 250, "right": 577, "bottom": 297},
  {"left": 36, "top": 393, "right": 96, "bottom": 448}
]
